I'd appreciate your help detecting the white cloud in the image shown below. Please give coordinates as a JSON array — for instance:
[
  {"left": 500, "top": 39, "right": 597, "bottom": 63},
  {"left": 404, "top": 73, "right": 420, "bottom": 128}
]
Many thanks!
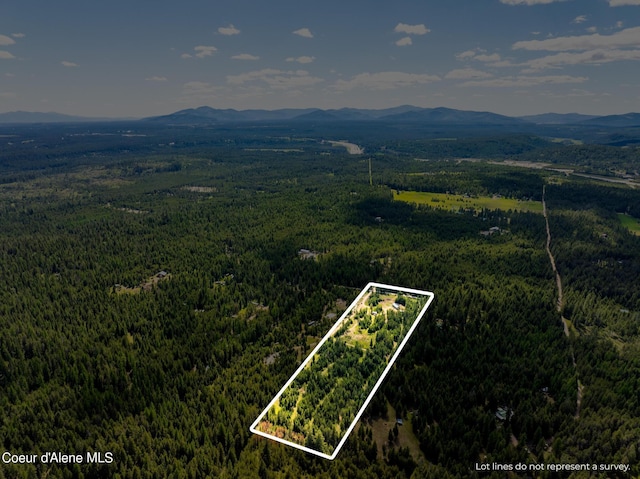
[
  {"left": 572, "top": 15, "right": 588, "bottom": 24},
  {"left": 566, "top": 88, "right": 597, "bottom": 97},
  {"left": 586, "top": 26, "right": 598, "bottom": 33},
  {"left": 194, "top": 45, "right": 217, "bottom": 58},
  {"left": 540, "top": 88, "right": 610, "bottom": 99},
  {"left": 396, "top": 37, "right": 412, "bottom": 46},
  {"left": 394, "top": 23, "right": 430, "bottom": 35},
  {"left": 293, "top": 28, "right": 313, "bottom": 38},
  {"left": 0, "top": 51, "right": 15, "bottom": 60},
  {"left": 181, "top": 53, "right": 192, "bottom": 59},
  {"left": 475, "top": 53, "right": 502, "bottom": 62},
  {"left": 285, "top": 56, "right": 315, "bottom": 64},
  {"left": 445, "top": 68, "right": 493, "bottom": 80},
  {"left": 460, "top": 74, "right": 587, "bottom": 87},
  {"left": 523, "top": 48, "right": 640, "bottom": 70},
  {"left": 227, "top": 69, "right": 323, "bottom": 90},
  {"left": 11, "top": 33, "right": 25, "bottom": 38},
  {"left": 61, "top": 61, "right": 78, "bottom": 67},
  {"left": 513, "top": 27, "right": 640, "bottom": 51},
  {"left": 146, "top": 76, "right": 168, "bottom": 82},
  {"left": 218, "top": 24, "right": 240, "bottom": 35},
  {"left": 609, "top": 0, "right": 640, "bottom": 5},
  {"left": 616, "top": 21, "right": 624, "bottom": 28},
  {"left": 455, "top": 49, "right": 503, "bottom": 63},
  {"left": 0, "top": 34, "right": 16, "bottom": 46},
  {"left": 231, "top": 53, "right": 260, "bottom": 60},
  {"left": 500, "top": 0, "right": 568, "bottom": 4},
  {"left": 333, "top": 71, "right": 440, "bottom": 91},
  {"left": 456, "top": 49, "right": 477, "bottom": 60}
]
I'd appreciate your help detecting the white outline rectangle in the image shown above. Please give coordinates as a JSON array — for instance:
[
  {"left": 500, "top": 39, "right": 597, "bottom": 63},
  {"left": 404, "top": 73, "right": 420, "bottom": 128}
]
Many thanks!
[{"left": 249, "top": 282, "right": 434, "bottom": 460}]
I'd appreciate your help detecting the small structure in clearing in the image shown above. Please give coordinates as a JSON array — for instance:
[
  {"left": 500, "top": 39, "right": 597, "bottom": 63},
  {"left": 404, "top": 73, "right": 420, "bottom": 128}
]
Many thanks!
[{"left": 298, "top": 248, "right": 320, "bottom": 260}]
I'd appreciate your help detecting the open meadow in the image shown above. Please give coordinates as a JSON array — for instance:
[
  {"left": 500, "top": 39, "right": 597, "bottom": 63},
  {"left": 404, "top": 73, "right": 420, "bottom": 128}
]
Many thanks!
[{"left": 393, "top": 190, "right": 543, "bottom": 213}]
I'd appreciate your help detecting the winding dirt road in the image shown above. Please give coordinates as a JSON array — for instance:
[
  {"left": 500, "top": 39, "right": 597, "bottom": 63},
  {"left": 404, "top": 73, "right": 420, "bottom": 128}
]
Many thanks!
[
  {"left": 542, "top": 186, "right": 565, "bottom": 321},
  {"left": 542, "top": 185, "right": 583, "bottom": 418}
]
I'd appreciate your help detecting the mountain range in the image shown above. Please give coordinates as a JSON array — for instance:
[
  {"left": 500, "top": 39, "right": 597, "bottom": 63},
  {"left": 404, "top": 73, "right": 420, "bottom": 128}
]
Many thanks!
[
  {"left": 1, "top": 106, "right": 640, "bottom": 127},
  {"left": 144, "top": 106, "right": 530, "bottom": 126},
  {"left": 137, "top": 106, "right": 640, "bottom": 128}
]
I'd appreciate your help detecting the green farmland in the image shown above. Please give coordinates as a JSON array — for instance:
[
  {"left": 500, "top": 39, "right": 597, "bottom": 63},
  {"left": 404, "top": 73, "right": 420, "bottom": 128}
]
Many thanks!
[
  {"left": 393, "top": 190, "right": 543, "bottom": 213},
  {"left": 618, "top": 213, "right": 640, "bottom": 235}
]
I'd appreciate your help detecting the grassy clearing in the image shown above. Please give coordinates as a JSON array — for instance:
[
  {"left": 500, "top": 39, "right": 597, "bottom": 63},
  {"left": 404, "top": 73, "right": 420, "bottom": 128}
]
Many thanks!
[
  {"left": 394, "top": 190, "right": 543, "bottom": 213},
  {"left": 617, "top": 213, "right": 640, "bottom": 236},
  {"left": 0, "top": 166, "right": 133, "bottom": 202},
  {"left": 368, "top": 401, "right": 425, "bottom": 463},
  {"left": 112, "top": 272, "right": 170, "bottom": 295},
  {"left": 344, "top": 321, "right": 372, "bottom": 349},
  {"left": 548, "top": 137, "right": 583, "bottom": 145}
]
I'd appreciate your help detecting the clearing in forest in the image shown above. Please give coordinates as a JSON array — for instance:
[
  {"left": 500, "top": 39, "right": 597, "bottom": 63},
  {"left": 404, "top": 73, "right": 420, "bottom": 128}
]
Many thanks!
[
  {"left": 250, "top": 282, "right": 434, "bottom": 460},
  {"left": 111, "top": 271, "right": 170, "bottom": 295},
  {"left": 617, "top": 213, "right": 640, "bottom": 236},
  {"left": 394, "top": 190, "right": 543, "bottom": 213}
]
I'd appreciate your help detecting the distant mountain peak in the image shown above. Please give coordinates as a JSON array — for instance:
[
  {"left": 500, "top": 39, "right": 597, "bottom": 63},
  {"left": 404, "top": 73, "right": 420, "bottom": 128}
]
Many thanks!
[{"left": 578, "top": 112, "right": 640, "bottom": 127}]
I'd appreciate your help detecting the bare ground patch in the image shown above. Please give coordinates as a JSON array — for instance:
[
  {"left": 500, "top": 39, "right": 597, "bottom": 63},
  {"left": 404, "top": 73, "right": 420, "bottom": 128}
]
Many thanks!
[
  {"left": 368, "top": 401, "right": 425, "bottom": 463},
  {"left": 112, "top": 271, "right": 170, "bottom": 295}
]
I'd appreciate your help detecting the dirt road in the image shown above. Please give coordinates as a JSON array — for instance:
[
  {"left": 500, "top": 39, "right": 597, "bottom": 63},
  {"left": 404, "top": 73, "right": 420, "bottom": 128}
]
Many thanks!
[{"left": 542, "top": 185, "right": 583, "bottom": 418}]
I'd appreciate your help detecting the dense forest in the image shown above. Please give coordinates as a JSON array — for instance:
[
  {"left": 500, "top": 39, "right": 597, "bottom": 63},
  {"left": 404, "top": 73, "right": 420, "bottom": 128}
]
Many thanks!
[
  {"left": 256, "top": 287, "right": 429, "bottom": 457},
  {"left": 0, "top": 123, "right": 639, "bottom": 478}
]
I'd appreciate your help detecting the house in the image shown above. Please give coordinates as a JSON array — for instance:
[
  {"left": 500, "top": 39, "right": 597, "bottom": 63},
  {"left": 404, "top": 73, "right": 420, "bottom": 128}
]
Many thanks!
[
  {"left": 495, "top": 406, "right": 513, "bottom": 421},
  {"left": 298, "top": 248, "right": 319, "bottom": 260},
  {"left": 480, "top": 226, "right": 501, "bottom": 237}
]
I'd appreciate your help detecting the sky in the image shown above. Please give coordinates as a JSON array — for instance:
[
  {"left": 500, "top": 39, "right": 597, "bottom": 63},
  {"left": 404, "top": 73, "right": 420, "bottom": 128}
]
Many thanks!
[{"left": 1, "top": 0, "right": 640, "bottom": 117}]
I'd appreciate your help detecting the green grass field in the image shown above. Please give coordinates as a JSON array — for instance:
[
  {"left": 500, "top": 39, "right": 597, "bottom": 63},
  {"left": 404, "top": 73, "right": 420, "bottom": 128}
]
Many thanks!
[
  {"left": 617, "top": 213, "right": 640, "bottom": 236},
  {"left": 393, "top": 190, "right": 543, "bottom": 213}
]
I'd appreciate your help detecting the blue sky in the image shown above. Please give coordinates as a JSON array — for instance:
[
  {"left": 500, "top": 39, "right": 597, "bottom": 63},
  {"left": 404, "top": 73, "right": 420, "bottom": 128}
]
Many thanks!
[{"left": 1, "top": 0, "right": 640, "bottom": 117}]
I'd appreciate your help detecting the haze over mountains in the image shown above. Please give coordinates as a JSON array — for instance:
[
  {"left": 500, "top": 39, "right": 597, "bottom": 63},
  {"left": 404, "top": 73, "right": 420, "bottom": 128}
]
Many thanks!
[
  {"left": 1, "top": 106, "right": 640, "bottom": 128},
  {"left": 0, "top": 111, "right": 137, "bottom": 123}
]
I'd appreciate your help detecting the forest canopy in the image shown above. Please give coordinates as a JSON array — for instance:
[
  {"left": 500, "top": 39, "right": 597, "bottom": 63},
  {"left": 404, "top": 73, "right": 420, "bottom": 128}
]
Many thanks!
[{"left": 0, "top": 123, "right": 638, "bottom": 478}]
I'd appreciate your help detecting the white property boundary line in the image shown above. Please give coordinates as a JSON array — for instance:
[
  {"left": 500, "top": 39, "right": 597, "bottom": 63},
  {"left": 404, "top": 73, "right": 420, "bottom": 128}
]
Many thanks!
[{"left": 249, "top": 282, "right": 435, "bottom": 460}]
